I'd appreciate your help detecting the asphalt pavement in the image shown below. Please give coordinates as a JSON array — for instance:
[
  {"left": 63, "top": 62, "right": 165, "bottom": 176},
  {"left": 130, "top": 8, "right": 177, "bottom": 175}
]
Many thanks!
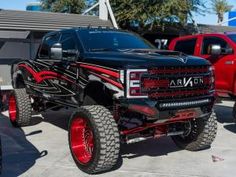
[{"left": 0, "top": 101, "right": 236, "bottom": 177}]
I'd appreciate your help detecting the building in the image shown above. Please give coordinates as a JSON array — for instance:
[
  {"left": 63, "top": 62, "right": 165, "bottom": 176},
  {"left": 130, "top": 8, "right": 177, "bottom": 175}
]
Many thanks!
[
  {"left": 26, "top": 2, "right": 42, "bottom": 11},
  {"left": 228, "top": 11, "right": 236, "bottom": 27}
]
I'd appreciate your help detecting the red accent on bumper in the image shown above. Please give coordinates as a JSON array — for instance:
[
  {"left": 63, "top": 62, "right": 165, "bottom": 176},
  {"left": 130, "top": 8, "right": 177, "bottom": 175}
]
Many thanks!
[
  {"left": 128, "top": 104, "right": 157, "bottom": 117},
  {"left": 121, "top": 109, "right": 197, "bottom": 135}
]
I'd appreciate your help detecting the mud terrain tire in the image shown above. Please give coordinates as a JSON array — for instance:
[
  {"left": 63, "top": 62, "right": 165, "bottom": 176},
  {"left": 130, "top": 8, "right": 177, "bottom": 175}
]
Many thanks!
[
  {"left": 172, "top": 111, "right": 217, "bottom": 151},
  {"left": 68, "top": 105, "right": 120, "bottom": 174},
  {"left": 8, "top": 88, "right": 32, "bottom": 127}
]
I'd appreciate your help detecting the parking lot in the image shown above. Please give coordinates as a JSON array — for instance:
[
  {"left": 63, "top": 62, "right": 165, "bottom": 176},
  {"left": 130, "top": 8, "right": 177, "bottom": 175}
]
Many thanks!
[{"left": 0, "top": 101, "right": 235, "bottom": 177}]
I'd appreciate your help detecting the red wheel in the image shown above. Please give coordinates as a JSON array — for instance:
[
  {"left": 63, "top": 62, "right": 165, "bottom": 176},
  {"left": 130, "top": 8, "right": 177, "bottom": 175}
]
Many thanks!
[
  {"left": 8, "top": 95, "right": 17, "bottom": 122},
  {"left": 68, "top": 106, "right": 120, "bottom": 174},
  {"left": 70, "top": 116, "right": 94, "bottom": 164}
]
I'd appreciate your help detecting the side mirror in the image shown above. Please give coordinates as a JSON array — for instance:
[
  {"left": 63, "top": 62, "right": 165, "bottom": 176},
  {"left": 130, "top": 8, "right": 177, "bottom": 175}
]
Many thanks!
[
  {"left": 209, "top": 44, "right": 221, "bottom": 55},
  {"left": 224, "top": 48, "right": 234, "bottom": 55},
  {"left": 50, "top": 43, "right": 62, "bottom": 60}
]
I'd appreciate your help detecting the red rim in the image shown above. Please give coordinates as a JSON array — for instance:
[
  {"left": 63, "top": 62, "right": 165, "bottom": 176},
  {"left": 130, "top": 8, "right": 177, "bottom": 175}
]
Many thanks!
[
  {"left": 70, "top": 116, "right": 94, "bottom": 164},
  {"left": 9, "top": 95, "right": 17, "bottom": 122}
]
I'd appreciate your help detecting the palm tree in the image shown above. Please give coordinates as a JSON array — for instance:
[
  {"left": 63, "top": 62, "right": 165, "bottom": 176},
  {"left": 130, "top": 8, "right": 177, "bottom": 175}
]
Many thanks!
[{"left": 211, "top": 0, "right": 233, "bottom": 24}]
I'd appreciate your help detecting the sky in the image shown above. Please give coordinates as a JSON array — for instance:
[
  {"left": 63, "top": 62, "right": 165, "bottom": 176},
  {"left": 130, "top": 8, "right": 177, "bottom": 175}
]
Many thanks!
[{"left": 0, "top": 0, "right": 235, "bottom": 26}]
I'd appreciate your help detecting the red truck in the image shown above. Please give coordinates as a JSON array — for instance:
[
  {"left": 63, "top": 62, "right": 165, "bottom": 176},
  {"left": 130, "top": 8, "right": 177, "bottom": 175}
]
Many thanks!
[{"left": 169, "top": 33, "right": 236, "bottom": 121}]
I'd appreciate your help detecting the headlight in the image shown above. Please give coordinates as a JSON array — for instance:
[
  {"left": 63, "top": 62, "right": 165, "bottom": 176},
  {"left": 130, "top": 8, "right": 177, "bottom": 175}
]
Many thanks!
[{"left": 126, "top": 69, "right": 148, "bottom": 98}]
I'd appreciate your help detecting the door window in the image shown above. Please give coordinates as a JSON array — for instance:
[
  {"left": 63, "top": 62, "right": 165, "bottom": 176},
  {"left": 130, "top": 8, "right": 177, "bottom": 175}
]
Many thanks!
[
  {"left": 202, "top": 37, "right": 231, "bottom": 55},
  {"left": 38, "top": 33, "right": 60, "bottom": 59},
  {"left": 60, "top": 33, "right": 77, "bottom": 60},
  {"left": 174, "top": 38, "right": 197, "bottom": 55}
]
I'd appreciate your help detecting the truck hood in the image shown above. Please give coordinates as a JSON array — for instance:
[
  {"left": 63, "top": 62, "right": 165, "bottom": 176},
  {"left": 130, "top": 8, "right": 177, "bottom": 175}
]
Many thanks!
[{"left": 82, "top": 49, "right": 210, "bottom": 69}]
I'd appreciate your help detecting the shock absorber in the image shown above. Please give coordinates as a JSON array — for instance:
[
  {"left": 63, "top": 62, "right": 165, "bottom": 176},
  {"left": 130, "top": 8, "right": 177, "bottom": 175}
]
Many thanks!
[{"left": 113, "top": 101, "right": 120, "bottom": 121}]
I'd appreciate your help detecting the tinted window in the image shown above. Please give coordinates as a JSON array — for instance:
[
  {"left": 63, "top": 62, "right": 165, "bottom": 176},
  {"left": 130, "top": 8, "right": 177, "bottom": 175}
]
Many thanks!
[
  {"left": 61, "top": 33, "right": 77, "bottom": 51},
  {"left": 174, "top": 39, "right": 197, "bottom": 55},
  {"left": 77, "top": 30, "right": 154, "bottom": 51},
  {"left": 202, "top": 37, "right": 229, "bottom": 55},
  {"left": 39, "top": 33, "right": 60, "bottom": 59},
  {"left": 60, "top": 33, "right": 77, "bottom": 60},
  {"left": 228, "top": 34, "right": 236, "bottom": 43}
]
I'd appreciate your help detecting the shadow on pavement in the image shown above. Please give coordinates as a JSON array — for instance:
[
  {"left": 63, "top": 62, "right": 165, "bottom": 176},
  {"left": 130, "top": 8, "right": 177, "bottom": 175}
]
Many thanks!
[
  {"left": 30, "top": 109, "right": 72, "bottom": 131},
  {"left": 121, "top": 137, "right": 180, "bottom": 159},
  {"left": 214, "top": 104, "right": 236, "bottom": 134},
  {"left": 214, "top": 105, "right": 234, "bottom": 124},
  {"left": 224, "top": 124, "right": 236, "bottom": 133},
  {"left": 0, "top": 113, "right": 47, "bottom": 177}
]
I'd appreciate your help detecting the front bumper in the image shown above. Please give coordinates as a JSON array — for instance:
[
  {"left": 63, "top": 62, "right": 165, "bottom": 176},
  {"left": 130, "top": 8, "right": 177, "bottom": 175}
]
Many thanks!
[{"left": 119, "top": 95, "right": 215, "bottom": 122}]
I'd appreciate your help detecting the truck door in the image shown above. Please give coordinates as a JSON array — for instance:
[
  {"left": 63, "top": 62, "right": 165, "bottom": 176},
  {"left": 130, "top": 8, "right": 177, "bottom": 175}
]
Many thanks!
[
  {"left": 54, "top": 32, "right": 80, "bottom": 103},
  {"left": 35, "top": 32, "right": 80, "bottom": 104},
  {"left": 198, "top": 36, "right": 234, "bottom": 94}
]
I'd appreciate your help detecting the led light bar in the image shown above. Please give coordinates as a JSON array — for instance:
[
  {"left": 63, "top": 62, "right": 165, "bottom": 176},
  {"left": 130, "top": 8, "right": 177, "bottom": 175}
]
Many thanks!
[{"left": 160, "top": 99, "right": 211, "bottom": 108}]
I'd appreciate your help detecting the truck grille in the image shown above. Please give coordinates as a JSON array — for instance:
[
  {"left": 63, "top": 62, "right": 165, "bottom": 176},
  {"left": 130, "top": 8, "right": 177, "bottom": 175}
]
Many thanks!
[{"left": 141, "top": 66, "right": 213, "bottom": 100}]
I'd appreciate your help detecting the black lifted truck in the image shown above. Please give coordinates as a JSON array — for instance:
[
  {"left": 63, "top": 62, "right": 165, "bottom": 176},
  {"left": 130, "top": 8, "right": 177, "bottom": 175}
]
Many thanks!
[{"left": 9, "top": 28, "right": 217, "bottom": 174}]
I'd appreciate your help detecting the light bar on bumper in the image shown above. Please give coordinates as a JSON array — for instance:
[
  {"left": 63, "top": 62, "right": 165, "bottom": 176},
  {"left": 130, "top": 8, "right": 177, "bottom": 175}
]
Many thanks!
[{"left": 159, "top": 99, "right": 211, "bottom": 109}]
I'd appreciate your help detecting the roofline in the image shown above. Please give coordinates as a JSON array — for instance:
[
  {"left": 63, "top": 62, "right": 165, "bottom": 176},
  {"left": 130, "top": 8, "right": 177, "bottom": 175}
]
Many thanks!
[
  {"left": 0, "top": 9, "right": 102, "bottom": 17},
  {"left": 176, "top": 32, "right": 236, "bottom": 39},
  {"left": 0, "top": 9, "right": 113, "bottom": 32},
  {"left": 44, "top": 26, "right": 120, "bottom": 35},
  {"left": 0, "top": 8, "right": 117, "bottom": 21}
]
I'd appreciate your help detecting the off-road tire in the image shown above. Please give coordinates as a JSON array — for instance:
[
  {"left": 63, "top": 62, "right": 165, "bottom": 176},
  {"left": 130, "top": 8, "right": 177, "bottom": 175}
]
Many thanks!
[
  {"left": 68, "top": 105, "right": 120, "bottom": 174},
  {"left": 9, "top": 89, "right": 32, "bottom": 127},
  {"left": 172, "top": 111, "right": 217, "bottom": 151},
  {"left": 233, "top": 102, "right": 236, "bottom": 123}
]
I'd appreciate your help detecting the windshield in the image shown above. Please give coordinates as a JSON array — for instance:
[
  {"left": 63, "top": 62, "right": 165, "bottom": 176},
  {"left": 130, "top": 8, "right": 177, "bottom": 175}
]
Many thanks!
[
  {"left": 77, "top": 30, "right": 154, "bottom": 51},
  {"left": 228, "top": 34, "right": 236, "bottom": 43}
]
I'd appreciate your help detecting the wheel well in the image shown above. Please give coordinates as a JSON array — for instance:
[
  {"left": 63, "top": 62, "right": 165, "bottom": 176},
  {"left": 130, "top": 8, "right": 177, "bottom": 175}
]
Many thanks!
[{"left": 83, "top": 81, "right": 113, "bottom": 107}]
